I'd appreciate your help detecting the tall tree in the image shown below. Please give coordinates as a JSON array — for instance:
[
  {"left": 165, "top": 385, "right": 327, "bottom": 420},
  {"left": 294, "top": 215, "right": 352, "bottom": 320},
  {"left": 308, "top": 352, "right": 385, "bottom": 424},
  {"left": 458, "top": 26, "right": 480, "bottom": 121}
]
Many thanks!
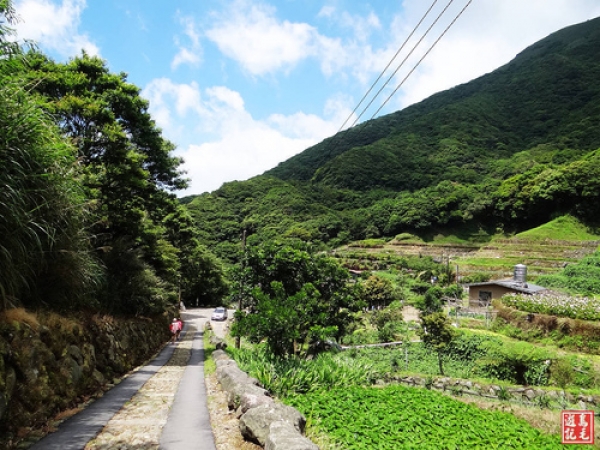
[
  {"left": 231, "top": 243, "right": 363, "bottom": 356},
  {"left": 418, "top": 312, "right": 456, "bottom": 376},
  {"left": 162, "top": 205, "right": 228, "bottom": 307},
  {"left": 10, "top": 51, "right": 190, "bottom": 314},
  {"left": 359, "top": 274, "right": 395, "bottom": 310}
]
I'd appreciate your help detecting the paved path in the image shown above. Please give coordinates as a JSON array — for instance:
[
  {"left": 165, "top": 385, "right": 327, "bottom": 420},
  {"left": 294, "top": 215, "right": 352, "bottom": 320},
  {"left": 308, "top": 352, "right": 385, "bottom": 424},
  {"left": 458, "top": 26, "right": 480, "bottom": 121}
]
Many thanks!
[
  {"left": 29, "top": 308, "right": 217, "bottom": 450},
  {"left": 160, "top": 312, "right": 216, "bottom": 450}
]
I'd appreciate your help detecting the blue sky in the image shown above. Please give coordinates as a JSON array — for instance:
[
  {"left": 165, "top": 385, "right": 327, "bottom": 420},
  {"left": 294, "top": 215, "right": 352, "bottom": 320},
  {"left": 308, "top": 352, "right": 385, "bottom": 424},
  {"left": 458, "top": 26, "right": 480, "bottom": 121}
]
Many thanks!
[{"left": 12, "top": 0, "right": 600, "bottom": 195}]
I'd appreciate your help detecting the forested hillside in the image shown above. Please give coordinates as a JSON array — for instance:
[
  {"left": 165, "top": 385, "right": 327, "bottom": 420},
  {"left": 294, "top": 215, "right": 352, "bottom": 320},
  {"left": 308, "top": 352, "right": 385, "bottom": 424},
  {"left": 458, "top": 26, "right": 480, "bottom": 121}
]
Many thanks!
[
  {"left": 185, "top": 16, "right": 600, "bottom": 263},
  {"left": 266, "top": 16, "right": 600, "bottom": 191},
  {"left": 0, "top": 1, "right": 226, "bottom": 313}
]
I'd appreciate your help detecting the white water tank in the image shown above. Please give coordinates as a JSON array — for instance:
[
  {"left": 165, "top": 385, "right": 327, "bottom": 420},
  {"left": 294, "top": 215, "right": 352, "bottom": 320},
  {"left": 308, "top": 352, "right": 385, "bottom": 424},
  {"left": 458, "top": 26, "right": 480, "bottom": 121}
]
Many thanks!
[{"left": 514, "top": 264, "right": 527, "bottom": 284}]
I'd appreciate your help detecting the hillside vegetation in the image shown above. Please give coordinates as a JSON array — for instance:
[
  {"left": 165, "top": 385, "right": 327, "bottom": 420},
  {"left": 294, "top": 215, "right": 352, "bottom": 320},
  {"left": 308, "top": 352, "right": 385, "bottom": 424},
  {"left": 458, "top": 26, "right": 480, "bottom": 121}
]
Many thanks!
[
  {"left": 266, "top": 16, "right": 600, "bottom": 191},
  {"left": 0, "top": 0, "right": 227, "bottom": 315},
  {"left": 185, "top": 17, "right": 600, "bottom": 270}
]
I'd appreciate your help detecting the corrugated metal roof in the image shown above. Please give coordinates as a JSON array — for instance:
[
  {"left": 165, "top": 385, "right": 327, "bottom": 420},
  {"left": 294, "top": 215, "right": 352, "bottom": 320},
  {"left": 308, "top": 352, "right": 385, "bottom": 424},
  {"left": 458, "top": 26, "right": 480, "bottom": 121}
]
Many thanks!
[{"left": 467, "top": 279, "right": 548, "bottom": 295}]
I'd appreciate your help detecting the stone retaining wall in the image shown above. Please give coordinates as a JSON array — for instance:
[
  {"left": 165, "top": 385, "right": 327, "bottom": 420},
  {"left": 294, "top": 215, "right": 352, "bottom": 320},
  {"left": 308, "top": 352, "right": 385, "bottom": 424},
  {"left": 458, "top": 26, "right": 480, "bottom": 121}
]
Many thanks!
[
  {"left": 391, "top": 374, "right": 600, "bottom": 409},
  {"left": 0, "top": 311, "right": 170, "bottom": 444},
  {"left": 210, "top": 336, "right": 318, "bottom": 450}
]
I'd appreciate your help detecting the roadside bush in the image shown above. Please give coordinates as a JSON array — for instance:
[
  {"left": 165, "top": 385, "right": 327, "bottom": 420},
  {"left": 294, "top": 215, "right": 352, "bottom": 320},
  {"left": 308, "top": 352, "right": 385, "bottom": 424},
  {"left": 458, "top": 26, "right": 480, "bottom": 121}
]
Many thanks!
[
  {"left": 415, "top": 286, "right": 444, "bottom": 314},
  {"left": 230, "top": 346, "right": 376, "bottom": 397},
  {"left": 460, "top": 272, "right": 492, "bottom": 283},
  {"left": 446, "top": 332, "right": 497, "bottom": 361},
  {"left": 493, "top": 302, "right": 600, "bottom": 354},
  {"left": 369, "top": 304, "right": 404, "bottom": 329},
  {"left": 550, "top": 358, "right": 575, "bottom": 388},
  {"left": 443, "top": 284, "right": 464, "bottom": 299},
  {"left": 378, "top": 321, "right": 408, "bottom": 343},
  {"left": 475, "top": 340, "right": 552, "bottom": 385}
]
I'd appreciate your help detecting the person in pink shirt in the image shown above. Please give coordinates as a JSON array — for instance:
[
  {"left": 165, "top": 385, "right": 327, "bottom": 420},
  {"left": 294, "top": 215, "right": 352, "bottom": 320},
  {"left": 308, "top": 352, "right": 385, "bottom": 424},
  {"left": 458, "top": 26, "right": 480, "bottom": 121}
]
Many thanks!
[
  {"left": 175, "top": 318, "right": 183, "bottom": 341},
  {"left": 169, "top": 318, "right": 181, "bottom": 343}
]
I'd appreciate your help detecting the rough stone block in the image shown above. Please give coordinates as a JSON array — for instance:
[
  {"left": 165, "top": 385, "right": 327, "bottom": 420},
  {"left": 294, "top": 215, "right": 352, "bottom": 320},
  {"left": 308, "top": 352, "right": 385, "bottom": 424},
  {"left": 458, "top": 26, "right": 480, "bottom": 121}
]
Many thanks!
[
  {"left": 240, "top": 390, "right": 275, "bottom": 413},
  {"left": 227, "top": 382, "right": 269, "bottom": 410},
  {"left": 240, "top": 402, "right": 306, "bottom": 446},
  {"left": 265, "top": 421, "right": 319, "bottom": 450}
]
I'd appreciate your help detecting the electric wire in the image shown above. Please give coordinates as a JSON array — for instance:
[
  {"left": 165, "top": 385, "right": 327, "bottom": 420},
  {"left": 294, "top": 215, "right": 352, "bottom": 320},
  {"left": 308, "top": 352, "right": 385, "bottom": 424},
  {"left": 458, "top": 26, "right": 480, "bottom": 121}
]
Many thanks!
[
  {"left": 370, "top": 0, "right": 473, "bottom": 120},
  {"left": 321, "top": 0, "right": 444, "bottom": 162},
  {"left": 336, "top": 0, "right": 440, "bottom": 134},
  {"left": 349, "top": 0, "right": 457, "bottom": 130},
  {"left": 317, "top": 0, "right": 472, "bottom": 169}
]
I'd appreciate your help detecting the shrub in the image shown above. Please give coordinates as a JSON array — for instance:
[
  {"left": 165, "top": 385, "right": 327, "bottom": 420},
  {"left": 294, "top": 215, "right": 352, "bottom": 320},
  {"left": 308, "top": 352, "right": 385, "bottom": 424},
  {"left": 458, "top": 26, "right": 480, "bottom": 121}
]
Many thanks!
[
  {"left": 536, "top": 394, "right": 551, "bottom": 409},
  {"left": 497, "top": 386, "right": 512, "bottom": 401},
  {"left": 494, "top": 301, "right": 600, "bottom": 354},
  {"left": 475, "top": 340, "right": 551, "bottom": 386},
  {"left": 500, "top": 293, "right": 600, "bottom": 321},
  {"left": 460, "top": 272, "right": 492, "bottom": 283},
  {"left": 230, "top": 346, "right": 376, "bottom": 397},
  {"left": 550, "top": 358, "right": 575, "bottom": 388}
]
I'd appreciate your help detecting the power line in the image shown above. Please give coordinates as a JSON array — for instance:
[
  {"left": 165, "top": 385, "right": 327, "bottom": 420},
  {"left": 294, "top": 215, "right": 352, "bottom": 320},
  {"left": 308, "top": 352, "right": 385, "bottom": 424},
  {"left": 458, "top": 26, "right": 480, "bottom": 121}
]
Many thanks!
[
  {"left": 349, "top": 0, "right": 457, "bottom": 130},
  {"left": 318, "top": 0, "right": 472, "bottom": 168},
  {"left": 336, "top": 0, "right": 440, "bottom": 134},
  {"left": 370, "top": 0, "right": 473, "bottom": 120},
  {"left": 321, "top": 0, "right": 443, "bottom": 161}
]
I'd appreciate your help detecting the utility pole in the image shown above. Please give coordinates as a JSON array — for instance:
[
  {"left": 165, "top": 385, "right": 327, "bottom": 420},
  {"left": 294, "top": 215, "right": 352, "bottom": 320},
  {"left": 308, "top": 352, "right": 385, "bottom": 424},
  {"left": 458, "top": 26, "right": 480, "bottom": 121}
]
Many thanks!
[
  {"left": 235, "top": 228, "right": 246, "bottom": 349},
  {"left": 456, "top": 264, "right": 459, "bottom": 287}
]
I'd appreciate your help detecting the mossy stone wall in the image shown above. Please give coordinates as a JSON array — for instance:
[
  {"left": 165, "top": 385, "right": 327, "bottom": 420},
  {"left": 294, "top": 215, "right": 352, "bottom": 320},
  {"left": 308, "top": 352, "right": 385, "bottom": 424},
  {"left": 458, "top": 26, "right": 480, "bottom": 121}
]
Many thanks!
[{"left": 0, "top": 312, "right": 169, "bottom": 441}]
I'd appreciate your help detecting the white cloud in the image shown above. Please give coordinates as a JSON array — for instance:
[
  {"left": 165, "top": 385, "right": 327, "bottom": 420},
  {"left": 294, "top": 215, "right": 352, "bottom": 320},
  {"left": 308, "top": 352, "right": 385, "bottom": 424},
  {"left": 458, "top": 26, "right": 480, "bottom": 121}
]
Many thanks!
[
  {"left": 318, "top": 6, "right": 381, "bottom": 43},
  {"left": 143, "top": 78, "right": 207, "bottom": 143},
  {"left": 143, "top": 78, "right": 351, "bottom": 195},
  {"left": 180, "top": 128, "right": 314, "bottom": 195},
  {"left": 203, "top": 0, "right": 390, "bottom": 84},
  {"left": 205, "top": 0, "right": 318, "bottom": 75},
  {"left": 392, "top": 0, "right": 600, "bottom": 108},
  {"left": 171, "top": 47, "right": 200, "bottom": 70},
  {"left": 14, "top": 0, "right": 99, "bottom": 57},
  {"left": 171, "top": 14, "right": 202, "bottom": 70}
]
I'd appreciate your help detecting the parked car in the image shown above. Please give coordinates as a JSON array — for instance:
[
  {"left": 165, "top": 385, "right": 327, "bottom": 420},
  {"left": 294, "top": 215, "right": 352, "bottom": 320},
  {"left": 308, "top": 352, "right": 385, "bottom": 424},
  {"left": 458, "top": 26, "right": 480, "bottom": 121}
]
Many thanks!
[{"left": 211, "top": 307, "right": 228, "bottom": 321}]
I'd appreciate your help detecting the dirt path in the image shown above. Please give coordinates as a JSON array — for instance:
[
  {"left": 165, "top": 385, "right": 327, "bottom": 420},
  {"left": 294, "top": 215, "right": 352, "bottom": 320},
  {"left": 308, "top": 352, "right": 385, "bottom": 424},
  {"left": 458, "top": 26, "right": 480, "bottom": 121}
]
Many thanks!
[{"left": 402, "top": 305, "right": 420, "bottom": 322}]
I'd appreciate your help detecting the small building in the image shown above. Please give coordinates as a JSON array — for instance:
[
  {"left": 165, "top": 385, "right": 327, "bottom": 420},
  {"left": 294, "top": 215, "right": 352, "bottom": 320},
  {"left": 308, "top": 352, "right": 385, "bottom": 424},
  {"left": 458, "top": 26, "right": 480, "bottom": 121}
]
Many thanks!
[{"left": 467, "top": 264, "right": 548, "bottom": 306}]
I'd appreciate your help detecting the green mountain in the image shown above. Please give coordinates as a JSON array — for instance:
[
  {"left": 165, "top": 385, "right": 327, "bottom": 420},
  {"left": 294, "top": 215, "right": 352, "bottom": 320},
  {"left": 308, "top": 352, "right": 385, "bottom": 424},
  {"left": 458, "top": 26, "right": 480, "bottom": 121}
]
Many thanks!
[
  {"left": 186, "top": 17, "right": 600, "bottom": 262},
  {"left": 266, "top": 16, "right": 600, "bottom": 192}
]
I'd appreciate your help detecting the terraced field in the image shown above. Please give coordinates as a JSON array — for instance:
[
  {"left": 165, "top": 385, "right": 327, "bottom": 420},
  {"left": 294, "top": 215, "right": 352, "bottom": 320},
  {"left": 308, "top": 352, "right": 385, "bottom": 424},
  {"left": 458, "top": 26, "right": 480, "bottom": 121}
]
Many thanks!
[{"left": 333, "top": 216, "right": 600, "bottom": 281}]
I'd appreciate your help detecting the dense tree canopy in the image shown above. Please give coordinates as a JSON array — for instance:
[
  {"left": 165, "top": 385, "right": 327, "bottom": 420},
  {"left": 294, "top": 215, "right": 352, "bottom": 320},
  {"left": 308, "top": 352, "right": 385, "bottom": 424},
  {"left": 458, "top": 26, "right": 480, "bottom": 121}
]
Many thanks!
[
  {"left": 0, "top": 1, "right": 100, "bottom": 311},
  {"left": 231, "top": 243, "right": 363, "bottom": 356},
  {"left": 1, "top": 0, "right": 226, "bottom": 314},
  {"left": 12, "top": 52, "right": 187, "bottom": 314}
]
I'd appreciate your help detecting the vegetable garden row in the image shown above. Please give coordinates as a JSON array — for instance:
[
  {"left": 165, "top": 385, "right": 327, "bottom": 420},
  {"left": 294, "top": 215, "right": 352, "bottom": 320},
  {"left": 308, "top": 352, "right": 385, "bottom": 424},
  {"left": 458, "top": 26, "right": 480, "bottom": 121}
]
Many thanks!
[{"left": 287, "top": 385, "right": 579, "bottom": 449}]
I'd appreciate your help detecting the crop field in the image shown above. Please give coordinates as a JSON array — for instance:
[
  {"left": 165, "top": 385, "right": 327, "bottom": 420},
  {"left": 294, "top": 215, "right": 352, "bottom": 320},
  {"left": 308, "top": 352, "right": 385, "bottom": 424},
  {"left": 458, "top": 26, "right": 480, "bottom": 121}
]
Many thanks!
[
  {"left": 287, "top": 385, "right": 587, "bottom": 449},
  {"left": 501, "top": 293, "right": 600, "bottom": 320}
]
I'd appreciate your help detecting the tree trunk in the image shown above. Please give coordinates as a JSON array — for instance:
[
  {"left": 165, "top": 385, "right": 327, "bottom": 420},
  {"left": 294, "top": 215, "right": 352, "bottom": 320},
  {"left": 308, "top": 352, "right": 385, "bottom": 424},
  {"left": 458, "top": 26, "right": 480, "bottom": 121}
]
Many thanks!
[{"left": 437, "top": 351, "right": 444, "bottom": 375}]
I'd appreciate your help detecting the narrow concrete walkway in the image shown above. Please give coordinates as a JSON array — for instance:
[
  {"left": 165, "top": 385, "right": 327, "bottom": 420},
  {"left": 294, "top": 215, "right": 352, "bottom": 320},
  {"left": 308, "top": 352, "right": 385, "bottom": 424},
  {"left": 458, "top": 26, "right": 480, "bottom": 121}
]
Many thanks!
[
  {"left": 29, "top": 338, "right": 179, "bottom": 450},
  {"left": 29, "top": 309, "right": 217, "bottom": 450},
  {"left": 160, "top": 327, "right": 216, "bottom": 450}
]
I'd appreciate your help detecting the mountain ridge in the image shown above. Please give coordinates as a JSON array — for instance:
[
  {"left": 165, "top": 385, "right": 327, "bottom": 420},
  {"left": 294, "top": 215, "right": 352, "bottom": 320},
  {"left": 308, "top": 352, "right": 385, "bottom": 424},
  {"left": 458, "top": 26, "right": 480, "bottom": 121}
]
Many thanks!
[
  {"left": 185, "top": 16, "right": 600, "bottom": 261},
  {"left": 264, "top": 16, "right": 600, "bottom": 192}
]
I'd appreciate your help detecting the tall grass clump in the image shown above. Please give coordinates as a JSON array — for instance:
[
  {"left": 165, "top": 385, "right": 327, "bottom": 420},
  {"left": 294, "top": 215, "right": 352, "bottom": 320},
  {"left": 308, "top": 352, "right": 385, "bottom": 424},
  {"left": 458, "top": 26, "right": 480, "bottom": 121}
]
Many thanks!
[
  {"left": 0, "top": 73, "right": 100, "bottom": 311},
  {"left": 230, "top": 346, "right": 376, "bottom": 398}
]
